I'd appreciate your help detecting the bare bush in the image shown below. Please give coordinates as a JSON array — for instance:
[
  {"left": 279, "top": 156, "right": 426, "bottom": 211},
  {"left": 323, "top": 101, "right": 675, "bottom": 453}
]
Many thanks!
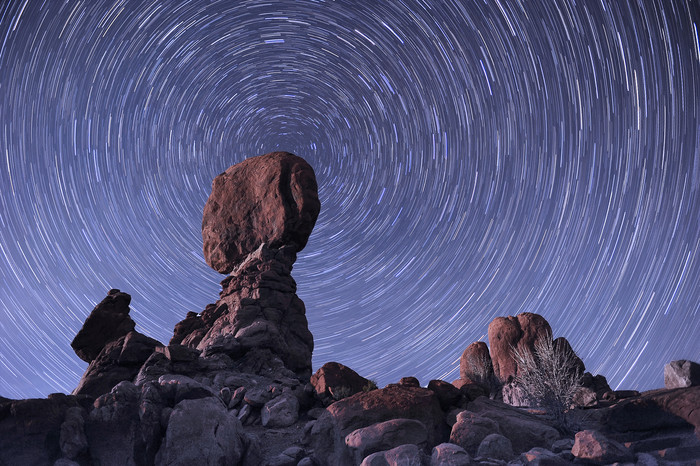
[
  {"left": 466, "top": 353, "right": 500, "bottom": 398},
  {"left": 511, "top": 333, "right": 582, "bottom": 433}
]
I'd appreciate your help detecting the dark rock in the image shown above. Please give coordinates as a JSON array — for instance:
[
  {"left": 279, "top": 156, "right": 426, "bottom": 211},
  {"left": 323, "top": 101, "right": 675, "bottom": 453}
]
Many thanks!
[
  {"left": 71, "top": 289, "right": 136, "bottom": 363},
  {"left": 427, "top": 380, "right": 462, "bottom": 410},
  {"left": 345, "top": 418, "right": 428, "bottom": 464},
  {"left": 202, "top": 151, "right": 320, "bottom": 274},
  {"left": 361, "top": 444, "right": 427, "bottom": 466},
  {"left": 571, "top": 429, "right": 633, "bottom": 464},
  {"left": 59, "top": 406, "right": 88, "bottom": 460},
  {"left": 155, "top": 344, "right": 200, "bottom": 362},
  {"left": 664, "top": 359, "right": 700, "bottom": 389},
  {"left": 311, "top": 362, "right": 371, "bottom": 400},
  {"left": 262, "top": 392, "right": 299, "bottom": 428},
  {"left": 430, "top": 443, "right": 471, "bottom": 465},
  {"left": 155, "top": 397, "right": 244, "bottom": 465},
  {"left": 73, "top": 330, "right": 162, "bottom": 398},
  {"left": 477, "top": 433, "right": 514, "bottom": 461},
  {"left": 466, "top": 397, "right": 560, "bottom": 454},
  {"left": 449, "top": 410, "right": 501, "bottom": 455},
  {"left": 0, "top": 394, "right": 83, "bottom": 466}
]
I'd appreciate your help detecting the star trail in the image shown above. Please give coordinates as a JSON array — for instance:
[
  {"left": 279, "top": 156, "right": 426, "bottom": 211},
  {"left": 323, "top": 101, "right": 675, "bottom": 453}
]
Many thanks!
[{"left": 1, "top": 0, "right": 699, "bottom": 398}]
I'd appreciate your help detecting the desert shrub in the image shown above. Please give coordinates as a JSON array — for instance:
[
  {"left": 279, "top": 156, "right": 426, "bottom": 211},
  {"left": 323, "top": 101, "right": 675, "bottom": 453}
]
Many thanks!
[
  {"left": 511, "top": 334, "right": 582, "bottom": 433},
  {"left": 329, "top": 385, "right": 353, "bottom": 401},
  {"left": 362, "top": 379, "right": 378, "bottom": 392}
]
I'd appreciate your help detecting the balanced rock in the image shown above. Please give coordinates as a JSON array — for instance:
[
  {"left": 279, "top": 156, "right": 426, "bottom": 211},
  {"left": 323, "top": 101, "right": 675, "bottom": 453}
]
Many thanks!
[
  {"left": 202, "top": 151, "right": 320, "bottom": 274},
  {"left": 71, "top": 289, "right": 136, "bottom": 362}
]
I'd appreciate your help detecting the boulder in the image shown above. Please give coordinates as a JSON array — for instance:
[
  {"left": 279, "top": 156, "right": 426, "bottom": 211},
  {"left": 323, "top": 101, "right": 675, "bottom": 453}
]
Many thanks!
[
  {"left": 487, "top": 313, "right": 552, "bottom": 383},
  {"left": 518, "top": 447, "right": 569, "bottom": 465},
  {"left": 262, "top": 392, "right": 299, "bottom": 428},
  {"left": 466, "top": 397, "right": 560, "bottom": 453},
  {"left": 459, "top": 341, "right": 494, "bottom": 389},
  {"left": 202, "top": 151, "right": 320, "bottom": 274},
  {"left": 73, "top": 331, "right": 162, "bottom": 397},
  {"left": 476, "top": 433, "right": 514, "bottom": 461},
  {"left": 311, "top": 362, "right": 371, "bottom": 400},
  {"left": 430, "top": 443, "right": 471, "bottom": 465},
  {"left": 664, "top": 360, "right": 700, "bottom": 389},
  {"left": 399, "top": 377, "right": 421, "bottom": 387},
  {"left": 345, "top": 419, "right": 428, "bottom": 463},
  {"left": 71, "top": 289, "right": 136, "bottom": 362},
  {"left": 361, "top": 444, "right": 427, "bottom": 466},
  {"left": 155, "top": 397, "right": 245, "bottom": 465},
  {"left": 59, "top": 406, "right": 88, "bottom": 460},
  {"left": 449, "top": 410, "right": 501, "bottom": 455},
  {"left": 427, "top": 380, "right": 462, "bottom": 410},
  {"left": 309, "top": 385, "right": 445, "bottom": 465},
  {"left": 571, "top": 429, "right": 633, "bottom": 464}
]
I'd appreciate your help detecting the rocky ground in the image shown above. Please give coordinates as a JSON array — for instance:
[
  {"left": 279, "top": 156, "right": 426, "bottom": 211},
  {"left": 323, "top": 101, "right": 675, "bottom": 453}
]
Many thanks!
[{"left": 1, "top": 152, "right": 698, "bottom": 466}]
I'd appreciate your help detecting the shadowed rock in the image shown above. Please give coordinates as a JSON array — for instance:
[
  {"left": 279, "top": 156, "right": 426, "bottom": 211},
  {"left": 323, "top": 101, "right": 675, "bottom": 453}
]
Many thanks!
[
  {"left": 202, "top": 151, "right": 320, "bottom": 274},
  {"left": 71, "top": 289, "right": 136, "bottom": 363}
]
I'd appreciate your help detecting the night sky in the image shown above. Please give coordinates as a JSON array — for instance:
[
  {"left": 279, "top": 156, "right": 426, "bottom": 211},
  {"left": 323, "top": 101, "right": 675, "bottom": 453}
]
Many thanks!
[{"left": 1, "top": 0, "right": 699, "bottom": 399}]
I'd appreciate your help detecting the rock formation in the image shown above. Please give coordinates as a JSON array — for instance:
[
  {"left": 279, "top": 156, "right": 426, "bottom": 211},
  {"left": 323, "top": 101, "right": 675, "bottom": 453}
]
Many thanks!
[
  {"left": 202, "top": 151, "right": 320, "bottom": 274},
  {"left": 3, "top": 153, "right": 700, "bottom": 465}
]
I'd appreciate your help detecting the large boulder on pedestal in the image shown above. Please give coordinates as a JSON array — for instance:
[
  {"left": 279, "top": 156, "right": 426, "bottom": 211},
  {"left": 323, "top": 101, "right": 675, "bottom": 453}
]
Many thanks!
[{"left": 202, "top": 151, "right": 320, "bottom": 274}]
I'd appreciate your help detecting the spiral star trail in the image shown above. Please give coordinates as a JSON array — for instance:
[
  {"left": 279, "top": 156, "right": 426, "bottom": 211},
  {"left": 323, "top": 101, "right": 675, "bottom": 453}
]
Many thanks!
[{"left": 1, "top": 0, "right": 698, "bottom": 398}]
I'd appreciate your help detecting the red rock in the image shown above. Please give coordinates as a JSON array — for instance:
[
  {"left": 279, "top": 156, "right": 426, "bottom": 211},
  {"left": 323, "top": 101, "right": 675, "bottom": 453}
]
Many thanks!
[
  {"left": 398, "top": 377, "right": 420, "bottom": 387},
  {"left": 571, "top": 429, "right": 633, "bottom": 463},
  {"left": 487, "top": 313, "right": 552, "bottom": 383},
  {"left": 202, "top": 151, "right": 320, "bottom": 274},
  {"left": 427, "top": 380, "right": 462, "bottom": 410},
  {"left": 70, "top": 289, "right": 136, "bottom": 363},
  {"left": 345, "top": 418, "right": 428, "bottom": 463},
  {"left": 459, "top": 341, "right": 493, "bottom": 386},
  {"left": 311, "top": 362, "right": 371, "bottom": 399}
]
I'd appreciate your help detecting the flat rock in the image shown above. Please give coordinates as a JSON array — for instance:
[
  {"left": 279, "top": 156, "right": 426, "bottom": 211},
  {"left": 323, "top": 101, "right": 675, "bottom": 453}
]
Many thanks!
[{"left": 202, "top": 151, "right": 320, "bottom": 274}]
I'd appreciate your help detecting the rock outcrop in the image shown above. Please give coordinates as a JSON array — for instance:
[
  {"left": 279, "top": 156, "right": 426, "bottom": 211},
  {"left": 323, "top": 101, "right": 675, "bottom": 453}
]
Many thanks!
[
  {"left": 665, "top": 359, "right": 700, "bottom": 389},
  {"left": 202, "top": 151, "right": 320, "bottom": 274}
]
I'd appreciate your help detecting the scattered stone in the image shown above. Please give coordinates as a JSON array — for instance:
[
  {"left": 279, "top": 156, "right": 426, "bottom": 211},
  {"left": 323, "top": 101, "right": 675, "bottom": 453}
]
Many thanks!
[
  {"left": 664, "top": 359, "right": 700, "bottom": 389},
  {"left": 202, "top": 151, "right": 320, "bottom": 273},
  {"left": 262, "top": 392, "right": 300, "bottom": 428},
  {"left": 430, "top": 442, "right": 471, "bottom": 466},
  {"left": 571, "top": 429, "right": 633, "bottom": 464},
  {"left": 476, "top": 433, "right": 514, "bottom": 461},
  {"left": 345, "top": 418, "right": 428, "bottom": 463}
]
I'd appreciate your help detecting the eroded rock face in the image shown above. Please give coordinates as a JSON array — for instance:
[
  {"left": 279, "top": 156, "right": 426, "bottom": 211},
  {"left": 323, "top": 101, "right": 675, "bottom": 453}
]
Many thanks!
[
  {"left": 202, "top": 151, "right": 320, "bottom": 274},
  {"left": 71, "top": 289, "right": 136, "bottom": 363},
  {"left": 171, "top": 244, "right": 313, "bottom": 377}
]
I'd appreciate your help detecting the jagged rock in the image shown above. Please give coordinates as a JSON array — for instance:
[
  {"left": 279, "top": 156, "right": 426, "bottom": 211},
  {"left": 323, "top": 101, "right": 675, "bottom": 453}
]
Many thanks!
[
  {"left": 71, "top": 289, "right": 136, "bottom": 362},
  {"left": 449, "top": 410, "right": 501, "bottom": 455},
  {"left": 308, "top": 385, "right": 445, "bottom": 465},
  {"left": 361, "top": 444, "right": 427, "bottom": 466},
  {"left": 571, "top": 429, "right": 633, "bottom": 463},
  {"left": 202, "top": 151, "right": 320, "bottom": 274},
  {"left": 430, "top": 443, "right": 470, "bottom": 465},
  {"left": 664, "top": 359, "right": 700, "bottom": 389},
  {"left": 311, "top": 361, "right": 371, "bottom": 401},
  {"left": 427, "top": 380, "right": 462, "bottom": 410},
  {"left": 487, "top": 313, "right": 552, "bottom": 383},
  {"left": 173, "top": 244, "right": 314, "bottom": 377},
  {"left": 345, "top": 418, "right": 428, "bottom": 464},
  {"left": 0, "top": 393, "right": 86, "bottom": 466},
  {"left": 155, "top": 397, "right": 245, "bottom": 465},
  {"left": 459, "top": 341, "right": 494, "bottom": 389},
  {"left": 466, "top": 397, "right": 560, "bottom": 454},
  {"left": 86, "top": 381, "right": 160, "bottom": 465},
  {"left": 73, "top": 330, "right": 163, "bottom": 397},
  {"left": 262, "top": 392, "right": 299, "bottom": 428},
  {"left": 59, "top": 406, "right": 88, "bottom": 460},
  {"left": 580, "top": 372, "right": 612, "bottom": 399},
  {"left": 477, "top": 433, "right": 514, "bottom": 461}
]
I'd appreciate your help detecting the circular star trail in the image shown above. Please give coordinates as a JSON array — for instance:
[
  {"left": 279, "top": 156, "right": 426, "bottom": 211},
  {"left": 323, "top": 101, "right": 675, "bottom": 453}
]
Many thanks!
[{"left": 1, "top": 0, "right": 698, "bottom": 398}]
